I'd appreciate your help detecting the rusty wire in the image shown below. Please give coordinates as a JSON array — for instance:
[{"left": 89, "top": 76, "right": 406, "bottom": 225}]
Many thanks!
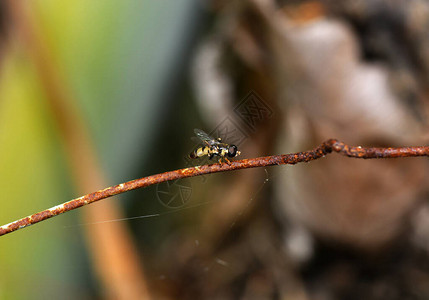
[{"left": 1, "top": 139, "right": 428, "bottom": 237}]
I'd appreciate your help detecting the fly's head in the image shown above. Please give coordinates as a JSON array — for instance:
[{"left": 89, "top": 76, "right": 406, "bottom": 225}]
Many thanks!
[{"left": 227, "top": 145, "right": 241, "bottom": 158}]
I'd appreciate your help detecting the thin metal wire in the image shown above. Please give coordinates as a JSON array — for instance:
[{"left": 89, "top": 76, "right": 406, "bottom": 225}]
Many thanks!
[{"left": 1, "top": 139, "right": 428, "bottom": 237}]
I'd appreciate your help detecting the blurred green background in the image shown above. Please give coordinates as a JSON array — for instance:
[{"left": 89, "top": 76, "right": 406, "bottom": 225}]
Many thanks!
[{"left": 0, "top": 0, "right": 204, "bottom": 298}]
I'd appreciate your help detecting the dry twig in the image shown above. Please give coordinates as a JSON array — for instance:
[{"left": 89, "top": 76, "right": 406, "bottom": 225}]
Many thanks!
[{"left": 1, "top": 139, "right": 428, "bottom": 237}]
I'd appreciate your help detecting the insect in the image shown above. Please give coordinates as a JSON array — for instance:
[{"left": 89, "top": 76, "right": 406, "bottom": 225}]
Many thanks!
[{"left": 189, "top": 128, "right": 241, "bottom": 164}]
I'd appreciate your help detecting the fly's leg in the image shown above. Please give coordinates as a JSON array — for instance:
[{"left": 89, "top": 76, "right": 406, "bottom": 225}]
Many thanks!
[{"left": 218, "top": 157, "right": 231, "bottom": 165}]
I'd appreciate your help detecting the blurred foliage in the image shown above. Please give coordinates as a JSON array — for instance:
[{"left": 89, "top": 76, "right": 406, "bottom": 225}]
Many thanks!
[
  {"left": 0, "top": 0, "right": 202, "bottom": 298},
  {"left": 0, "top": 45, "right": 81, "bottom": 299}
]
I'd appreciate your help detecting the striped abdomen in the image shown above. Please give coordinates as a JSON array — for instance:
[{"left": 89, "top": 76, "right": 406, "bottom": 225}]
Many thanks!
[{"left": 189, "top": 146, "right": 216, "bottom": 159}]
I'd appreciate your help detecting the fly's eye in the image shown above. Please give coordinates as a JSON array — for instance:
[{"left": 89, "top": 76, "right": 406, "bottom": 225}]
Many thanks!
[{"left": 228, "top": 145, "right": 238, "bottom": 157}]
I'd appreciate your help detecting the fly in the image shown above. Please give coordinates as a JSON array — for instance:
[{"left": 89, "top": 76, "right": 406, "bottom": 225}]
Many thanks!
[{"left": 189, "top": 128, "right": 241, "bottom": 164}]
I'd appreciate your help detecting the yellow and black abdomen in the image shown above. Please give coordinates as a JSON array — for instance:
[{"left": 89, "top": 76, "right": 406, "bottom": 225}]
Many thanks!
[{"left": 189, "top": 146, "right": 214, "bottom": 159}]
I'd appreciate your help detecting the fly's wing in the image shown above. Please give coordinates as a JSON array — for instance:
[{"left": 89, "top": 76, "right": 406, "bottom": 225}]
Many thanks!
[{"left": 193, "top": 128, "right": 218, "bottom": 146}]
